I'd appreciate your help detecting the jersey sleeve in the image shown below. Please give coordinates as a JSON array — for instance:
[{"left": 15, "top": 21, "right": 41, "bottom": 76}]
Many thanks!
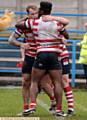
[
  {"left": 15, "top": 28, "right": 23, "bottom": 36},
  {"left": 25, "top": 19, "right": 31, "bottom": 28}
]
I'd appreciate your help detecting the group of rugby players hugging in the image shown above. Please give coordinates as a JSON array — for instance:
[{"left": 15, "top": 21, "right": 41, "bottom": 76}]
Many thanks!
[{"left": 9, "top": 1, "right": 75, "bottom": 117}]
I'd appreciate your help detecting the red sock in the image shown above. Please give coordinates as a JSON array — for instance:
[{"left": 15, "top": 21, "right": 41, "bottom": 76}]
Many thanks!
[
  {"left": 50, "top": 96, "right": 56, "bottom": 106},
  {"left": 29, "top": 102, "right": 36, "bottom": 109},
  {"left": 50, "top": 96, "right": 55, "bottom": 101},
  {"left": 56, "top": 105, "right": 62, "bottom": 112},
  {"left": 64, "top": 86, "right": 74, "bottom": 111},
  {"left": 23, "top": 103, "right": 29, "bottom": 110}
]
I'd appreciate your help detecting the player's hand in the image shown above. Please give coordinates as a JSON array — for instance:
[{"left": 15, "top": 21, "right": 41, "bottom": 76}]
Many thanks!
[
  {"left": 61, "top": 37, "right": 67, "bottom": 45},
  {"left": 21, "top": 43, "right": 30, "bottom": 50}
]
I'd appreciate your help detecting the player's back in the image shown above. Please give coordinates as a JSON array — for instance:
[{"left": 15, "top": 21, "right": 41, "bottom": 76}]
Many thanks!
[
  {"left": 30, "top": 17, "right": 64, "bottom": 53},
  {"left": 32, "top": 17, "right": 63, "bottom": 40}
]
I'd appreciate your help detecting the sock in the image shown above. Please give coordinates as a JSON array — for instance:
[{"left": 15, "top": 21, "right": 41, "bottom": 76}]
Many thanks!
[
  {"left": 50, "top": 96, "right": 55, "bottom": 101},
  {"left": 50, "top": 96, "right": 56, "bottom": 106},
  {"left": 29, "top": 102, "right": 36, "bottom": 109},
  {"left": 23, "top": 103, "right": 29, "bottom": 110},
  {"left": 64, "top": 86, "right": 74, "bottom": 111},
  {"left": 56, "top": 105, "right": 62, "bottom": 112}
]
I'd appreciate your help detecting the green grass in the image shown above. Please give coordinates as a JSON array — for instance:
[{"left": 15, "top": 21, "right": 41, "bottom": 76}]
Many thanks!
[{"left": 0, "top": 88, "right": 87, "bottom": 120}]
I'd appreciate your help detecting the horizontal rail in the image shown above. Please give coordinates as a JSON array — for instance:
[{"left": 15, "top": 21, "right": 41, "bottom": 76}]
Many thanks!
[
  {"left": 6, "top": 28, "right": 86, "bottom": 34},
  {"left": 0, "top": 37, "right": 23, "bottom": 41},
  {"left": 1, "top": 10, "right": 87, "bottom": 17},
  {"left": 0, "top": 69, "right": 21, "bottom": 73}
]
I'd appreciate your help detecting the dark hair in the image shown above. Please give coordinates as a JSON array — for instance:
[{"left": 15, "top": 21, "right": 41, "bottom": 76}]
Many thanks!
[
  {"left": 26, "top": 5, "right": 38, "bottom": 14},
  {"left": 38, "top": 1, "right": 52, "bottom": 17}
]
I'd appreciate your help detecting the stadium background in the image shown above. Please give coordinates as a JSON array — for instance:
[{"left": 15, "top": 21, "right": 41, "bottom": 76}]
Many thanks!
[
  {"left": 0, "top": 0, "right": 87, "bottom": 30},
  {"left": 0, "top": 0, "right": 86, "bottom": 86}
]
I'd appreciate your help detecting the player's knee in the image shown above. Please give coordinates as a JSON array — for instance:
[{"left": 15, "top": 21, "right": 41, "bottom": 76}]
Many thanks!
[
  {"left": 62, "top": 75, "right": 70, "bottom": 86},
  {"left": 22, "top": 80, "right": 30, "bottom": 89}
]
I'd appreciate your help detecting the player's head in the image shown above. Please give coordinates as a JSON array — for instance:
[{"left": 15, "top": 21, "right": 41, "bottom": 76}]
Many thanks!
[
  {"left": 38, "top": 1, "right": 52, "bottom": 18},
  {"left": 26, "top": 5, "right": 38, "bottom": 18}
]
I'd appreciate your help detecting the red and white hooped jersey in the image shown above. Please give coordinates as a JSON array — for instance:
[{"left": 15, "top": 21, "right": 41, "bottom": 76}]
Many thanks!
[
  {"left": 58, "top": 44, "right": 69, "bottom": 65},
  {"left": 25, "top": 17, "right": 65, "bottom": 53},
  {"left": 15, "top": 27, "right": 36, "bottom": 57},
  {"left": 59, "top": 44, "right": 69, "bottom": 60}
]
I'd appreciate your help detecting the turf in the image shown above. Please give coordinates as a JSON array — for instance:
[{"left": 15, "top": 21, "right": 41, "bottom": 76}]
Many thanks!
[{"left": 0, "top": 88, "right": 87, "bottom": 120}]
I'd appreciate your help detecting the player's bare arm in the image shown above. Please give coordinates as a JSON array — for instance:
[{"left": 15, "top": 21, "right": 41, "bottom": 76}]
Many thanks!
[
  {"left": 42, "top": 15, "right": 69, "bottom": 26},
  {"left": 9, "top": 32, "right": 30, "bottom": 50}
]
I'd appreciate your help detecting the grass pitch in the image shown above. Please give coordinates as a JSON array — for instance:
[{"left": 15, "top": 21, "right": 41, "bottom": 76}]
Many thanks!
[{"left": 0, "top": 88, "right": 87, "bottom": 120}]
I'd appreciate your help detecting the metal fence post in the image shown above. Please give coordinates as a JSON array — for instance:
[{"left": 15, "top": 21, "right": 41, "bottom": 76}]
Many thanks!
[{"left": 71, "top": 41, "right": 76, "bottom": 87}]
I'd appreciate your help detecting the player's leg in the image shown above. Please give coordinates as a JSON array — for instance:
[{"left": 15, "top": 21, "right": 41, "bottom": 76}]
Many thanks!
[
  {"left": 49, "top": 69, "right": 64, "bottom": 116},
  {"left": 47, "top": 52, "right": 66, "bottom": 117},
  {"left": 22, "top": 55, "right": 35, "bottom": 114},
  {"left": 40, "top": 75, "right": 56, "bottom": 111},
  {"left": 29, "top": 52, "right": 46, "bottom": 113},
  {"left": 29, "top": 68, "right": 45, "bottom": 112},
  {"left": 61, "top": 57, "right": 75, "bottom": 116},
  {"left": 22, "top": 74, "right": 31, "bottom": 112}
]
